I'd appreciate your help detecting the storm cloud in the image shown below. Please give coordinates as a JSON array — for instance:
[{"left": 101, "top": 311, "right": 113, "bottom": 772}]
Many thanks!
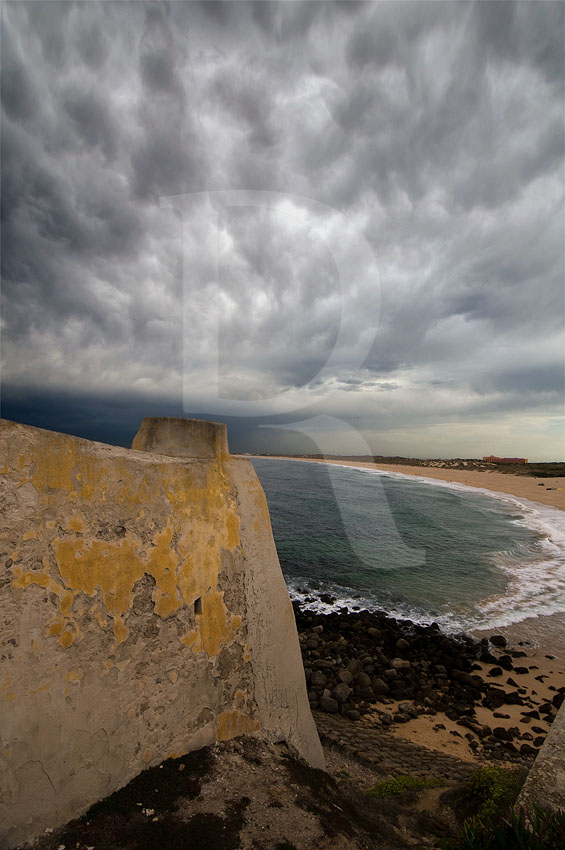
[{"left": 1, "top": 1, "right": 563, "bottom": 458}]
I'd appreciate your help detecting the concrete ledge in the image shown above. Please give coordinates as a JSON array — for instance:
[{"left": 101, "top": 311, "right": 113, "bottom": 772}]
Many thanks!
[
  {"left": 517, "top": 702, "right": 565, "bottom": 812},
  {"left": 132, "top": 417, "right": 229, "bottom": 459}
]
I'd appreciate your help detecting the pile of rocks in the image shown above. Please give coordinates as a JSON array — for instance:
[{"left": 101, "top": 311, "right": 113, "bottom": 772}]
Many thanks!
[{"left": 294, "top": 605, "right": 564, "bottom": 763}]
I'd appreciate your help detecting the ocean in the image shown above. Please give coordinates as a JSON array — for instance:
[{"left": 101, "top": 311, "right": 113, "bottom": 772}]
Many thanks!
[{"left": 251, "top": 458, "right": 565, "bottom": 637}]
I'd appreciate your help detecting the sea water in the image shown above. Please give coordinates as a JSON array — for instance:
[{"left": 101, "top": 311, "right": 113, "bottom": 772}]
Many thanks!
[{"left": 251, "top": 458, "right": 565, "bottom": 635}]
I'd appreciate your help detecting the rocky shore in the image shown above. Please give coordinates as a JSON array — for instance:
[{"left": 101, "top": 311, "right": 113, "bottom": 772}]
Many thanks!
[{"left": 294, "top": 602, "right": 564, "bottom": 765}]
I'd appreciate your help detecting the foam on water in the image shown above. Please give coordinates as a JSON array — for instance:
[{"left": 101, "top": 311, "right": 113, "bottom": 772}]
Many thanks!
[
  {"left": 254, "top": 458, "right": 565, "bottom": 634},
  {"left": 361, "top": 467, "right": 565, "bottom": 629}
]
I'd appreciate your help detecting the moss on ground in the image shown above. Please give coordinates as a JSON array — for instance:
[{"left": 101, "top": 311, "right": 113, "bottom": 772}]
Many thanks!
[{"left": 367, "top": 774, "right": 445, "bottom": 799}]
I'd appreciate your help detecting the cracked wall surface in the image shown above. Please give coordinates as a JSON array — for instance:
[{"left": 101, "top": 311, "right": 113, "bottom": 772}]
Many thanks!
[
  {"left": 517, "top": 701, "right": 565, "bottom": 812},
  {"left": 0, "top": 418, "right": 323, "bottom": 848}
]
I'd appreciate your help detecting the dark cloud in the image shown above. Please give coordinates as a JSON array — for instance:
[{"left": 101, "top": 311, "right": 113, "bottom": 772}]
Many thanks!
[{"left": 1, "top": 1, "right": 563, "bottom": 459}]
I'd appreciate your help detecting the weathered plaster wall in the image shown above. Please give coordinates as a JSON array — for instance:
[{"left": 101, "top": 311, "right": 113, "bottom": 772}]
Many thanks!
[
  {"left": 0, "top": 418, "right": 322, "bottom": 848},
  {"left": 517, "top": 702, "right": 565, "bottom": 812}
]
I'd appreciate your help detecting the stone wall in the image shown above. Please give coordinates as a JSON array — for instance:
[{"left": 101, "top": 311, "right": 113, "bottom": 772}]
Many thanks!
[
  {"left": 517, "top": 701, "right": 565, "bottom": 812},
  {"left": 0, "top": 418, "right": 323, "bottom": 848}
]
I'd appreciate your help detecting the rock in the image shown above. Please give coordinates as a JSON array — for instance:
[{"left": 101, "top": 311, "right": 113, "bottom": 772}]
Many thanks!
[
  {"left": 319, "top": 695, "right": 339, "bottom": 713},
  {"left": 367, "top": 627, "right": 381, "bottom": 638},
  {"left": 346, "top": 709, "right": 360, "bottom": 721},
  {"left": 391, "top": 658, "right": 411, "bottom": 670},
  {"left": 384, "top": 669, "right": 397, "bottom": 680},
  {"left": 319, "top": 594, "right": 336, "bottom": 605},
  {"left": 520, "top": 743, "right": 537, "bottom": 757},
  {"left": 311, "top": 670, "right": 327, "bottom": 688},
  {"left": 490, "top": 635, "right": 507, "bottom": 647},
  {"left": 312, "top": 625, "right": 324, "bottom": 634},
  {"left": 498, "top": 655, "right": 514, "bottom": 671},
  {"left": 393, "top": 713, "right": 409, "bottom": 723},
  {"left": 483, "top": 689, "right": 506, "bottom": 710},
  {"left": 493, "top": 727, "right": 513, "bottom": 742},
  {"left": 488, "top": 667, "right": 503, "bottom": 677},
  {"left": 454, "top": 670, "right": 476, "bottom": 686},
  {"left": 372, "top": 678, "right": 390, "bottom": 695},
  {"left": 356, "top": 671, "right": 372, "bottom": 688},
  {"left": 396, "top": 638, "right": 410, "bottom": 652},
  {"left": 503, "top": 691, "right": 523, "bottom": 706},
  {"left": 552, "top": 692, "right": 564, "bottom": 709},
  {"left": 338, "top": 670, "right": 354, "bottom": 685},
  {"left": 332, "top": 683, "right": 352, "bottom": 703},
  {"left": 514, "top": 667, "right": 529, "bottom": 675},
  {"left": 306, "top": 639, "right": 320, "bottom": 650}
]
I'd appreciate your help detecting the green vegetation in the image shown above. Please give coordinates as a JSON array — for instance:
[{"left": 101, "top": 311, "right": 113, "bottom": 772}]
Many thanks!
[
  {"left": 458, "top": 806, "right": 565, "bottom": 849},
  {"left": 367, "top": 773, "right": 445, "bottom": 799},
  {"left": 438, "top": 766, "right": 565, "bottom": 849},
  {"left": 463, "top": 766, "right": 524, "bottom": 826}
]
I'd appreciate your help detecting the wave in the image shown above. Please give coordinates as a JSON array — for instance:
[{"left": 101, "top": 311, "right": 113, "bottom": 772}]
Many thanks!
[{"left": 284, "top": 460, "right": 565, "bottom": 632}]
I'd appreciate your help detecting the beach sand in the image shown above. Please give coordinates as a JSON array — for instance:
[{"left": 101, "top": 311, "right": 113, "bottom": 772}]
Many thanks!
[
  {"left": 259, "top": 456, "right": 565, "bottom": 511},
  {"left": 254, "top": 455, "right": 565, "bottom": 763},
  {"left": 383, "top": 650, "right": 564, "bottom": 763}
]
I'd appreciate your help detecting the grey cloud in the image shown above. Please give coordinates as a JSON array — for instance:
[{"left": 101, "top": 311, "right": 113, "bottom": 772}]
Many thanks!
[{"left": 1, "top": 1, "right": 563, "bottom": 458}]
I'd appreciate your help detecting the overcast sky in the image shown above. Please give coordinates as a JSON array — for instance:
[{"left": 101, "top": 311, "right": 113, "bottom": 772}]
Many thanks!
[{"left": 1, "top": 1, "right": 564, "bottom": 459}]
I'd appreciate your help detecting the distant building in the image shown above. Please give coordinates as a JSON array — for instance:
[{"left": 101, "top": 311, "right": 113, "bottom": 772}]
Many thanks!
[{"left": 483, "top": 456, "right": 528, "bottom": 464}]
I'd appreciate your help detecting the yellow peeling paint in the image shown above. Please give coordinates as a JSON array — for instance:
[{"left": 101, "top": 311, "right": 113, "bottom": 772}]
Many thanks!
[
  {"left": 10, "top": 431, "right": 245, "bottom": 661},
  {"left": 28, "top": 683, "right": 50, "bottom": 695},
  {"left": 60, "top": 630, "right": 75, "bottom": 648},
  {"left": 216, "top": 709, "right": 259, "bottom": 742},
  {"left": 12, "top": 570, "right": 51, "bottom": 590},
  {"left": 65, "top": 670, "right": 82, "bottom": 682},
  {"left": 113, "top": 616, "right": 128, "bottom": 644},
  {"left": 181, "top": 591, "right": 242, "bottom": 657}
]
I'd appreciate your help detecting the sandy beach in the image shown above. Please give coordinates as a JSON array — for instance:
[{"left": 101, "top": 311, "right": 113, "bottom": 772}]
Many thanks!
[
  {"left": 257, "top": 456, "right": 565, "bottom": 511},
  {"left": 254, "top": 455, "right": 565, "bottom": 762}
]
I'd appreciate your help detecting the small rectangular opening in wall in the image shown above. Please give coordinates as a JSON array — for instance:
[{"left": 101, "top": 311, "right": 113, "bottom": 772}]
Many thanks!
[{"left": 194, "top": 597, "right": 203, "bottom": 616}]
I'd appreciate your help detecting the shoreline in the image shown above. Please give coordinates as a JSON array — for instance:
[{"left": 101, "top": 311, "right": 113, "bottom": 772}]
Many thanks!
[
  {"left": 295, "top": 604, "right": 565, "bottom": 767},
  {"left": 248, "top": 455, "right": 565, "bottom": 511},
  {"left": 250, "top": 454, "right": 565, "bottom": 657}
]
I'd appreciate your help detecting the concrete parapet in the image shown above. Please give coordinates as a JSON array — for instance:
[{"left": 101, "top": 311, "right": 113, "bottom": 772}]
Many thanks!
[
  {"left": 517, "top": 702, "right": 565, "bottom": 812},
  {"left": 132, "top": 417, "right": 229, "bottom": 459},
  {"left": 0, "top": 419, "right": 322, "bottom": 847}
]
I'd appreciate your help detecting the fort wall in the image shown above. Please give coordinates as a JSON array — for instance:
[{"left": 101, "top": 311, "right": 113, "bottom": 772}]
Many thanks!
[{"left": 0, "top": 418, "right": 323, "bottom": 848}]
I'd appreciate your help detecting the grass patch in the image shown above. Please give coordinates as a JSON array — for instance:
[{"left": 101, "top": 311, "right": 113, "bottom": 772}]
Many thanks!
[
  {"left": 462, "top": 766, "right": 524, "bottom": 827},
  {"left": 447, "top": 805, "right": 565, "bottom": 849},
  {"left": 367, "top": 774, "right": 445, "bottom": 799}
]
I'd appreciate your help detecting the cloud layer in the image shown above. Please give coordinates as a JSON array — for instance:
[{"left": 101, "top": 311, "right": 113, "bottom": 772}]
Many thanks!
[{"left": 2, "top": 1, "right": 563, "bottom": 458}]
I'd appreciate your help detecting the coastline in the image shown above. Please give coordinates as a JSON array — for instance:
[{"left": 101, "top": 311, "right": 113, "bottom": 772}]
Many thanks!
[
  {"left": 250, "top": 453, "right": 565, "bottom": 762},
  {"left": 250, "top": 455, "right": 565, "bottom": 511},
  {"left": 296, "top": 604, "right": 565, "bottom": 768},
  {"left": 249, "top": 453, "right": 565, "bottom": 655}
]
